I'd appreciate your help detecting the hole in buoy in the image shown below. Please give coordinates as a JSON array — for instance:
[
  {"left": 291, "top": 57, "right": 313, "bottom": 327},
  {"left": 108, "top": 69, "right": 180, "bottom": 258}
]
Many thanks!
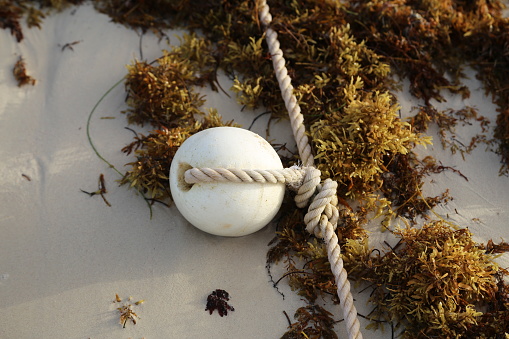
[{"left": 177, "top": 162, "right": 193, "bottom": 192}]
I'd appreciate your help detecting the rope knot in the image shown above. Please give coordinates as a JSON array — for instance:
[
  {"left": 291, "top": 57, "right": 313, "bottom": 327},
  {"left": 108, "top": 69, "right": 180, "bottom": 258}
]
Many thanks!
[
  {"left": 300, "top": 177, "right": 339, "bottom": 238},
  {"left": 287, "top": 166, "right": 339, "bottom": 238},
  {"left": 292, "top": 166, "right": 321, "bottom": 207}
]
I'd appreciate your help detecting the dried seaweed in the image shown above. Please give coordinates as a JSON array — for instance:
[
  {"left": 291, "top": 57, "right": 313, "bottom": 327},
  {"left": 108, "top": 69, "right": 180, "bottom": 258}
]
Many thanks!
[
  {"left": 80, "top": 173, "right": 111, "bottom": 207},
  {"left": 411, "top": 105, "right": 492, "bottom": 158},
  {"left": 0, "top": 2, "right": 24, "bottom": 42},
  {"left": 118, "top": 33, "right": 240, "bottom": 201},
  {"left": 281, "top": 305, "right": 338, "bottom": 339},
  {"left": 0, "top": 0, "right": 84, "bottom": 41},
  {"left": 342, "top": 221, "right": 509, "bottom": 338},
  {"left": 13, "top": 56, "right": 35, "bottom": 86},
  {"left": 267, "top": 209, "right": 337, "bottom": 304},
  {"left": 311, "top": 86, "right": 431, "bottom": 198},
  {"left": 122, "top": 33, "right": 220, "bottom": 127},
  {"left": 205, "top": 289, "right": 235, "bottom": 317},
  {"left": 345, "top": 0, "right": 509, "bottom": 172},
  {"left": 92, "top": 0, "right": 179, "bottom": 35},
  {"left": 113, "top": 294, "right": 144, "bottom": 328},
  {"left": 381, "top": 154, "right": 455, "bottom": 220}
]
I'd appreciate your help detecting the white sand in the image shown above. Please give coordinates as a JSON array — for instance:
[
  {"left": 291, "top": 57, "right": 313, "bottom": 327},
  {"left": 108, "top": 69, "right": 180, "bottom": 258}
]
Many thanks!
[{"left": 0, "top": 4, "right": 507, "bottom": 338}]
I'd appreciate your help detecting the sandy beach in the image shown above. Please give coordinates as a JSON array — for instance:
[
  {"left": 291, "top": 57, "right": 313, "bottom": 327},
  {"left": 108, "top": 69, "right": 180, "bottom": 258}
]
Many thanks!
[{"left": 1, "top": 3, "right": 508, "bottom": 338}]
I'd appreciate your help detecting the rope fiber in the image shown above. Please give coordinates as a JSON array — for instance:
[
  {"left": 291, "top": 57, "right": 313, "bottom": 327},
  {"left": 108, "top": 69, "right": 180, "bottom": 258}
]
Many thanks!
[{"left": 184, "top": 1, "right": 363, "bottom": 337}]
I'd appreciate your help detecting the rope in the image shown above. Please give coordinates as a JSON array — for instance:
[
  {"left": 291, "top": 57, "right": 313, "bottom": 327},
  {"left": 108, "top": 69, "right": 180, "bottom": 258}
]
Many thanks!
[
  {"left": 185, "top": 166, "right": 305, "bottom": 185},
  {"left": 183, "top": 1, "right": 363, "bottom": 337},
  {"left": 258, "top": 1, "right": 362, "bottom": 337},
  {"left": 258, "top": 1, "right": 314, "bottom": 167}
]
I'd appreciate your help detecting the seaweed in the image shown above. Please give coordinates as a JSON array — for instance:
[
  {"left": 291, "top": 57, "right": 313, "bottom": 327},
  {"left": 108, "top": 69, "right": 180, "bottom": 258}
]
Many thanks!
[
  {"left": 117, "top": 33, "right": 239, "bottom": 201},
  {"left": 113, "top": 294, "right": 144, "bottom": 328},
  {"left": 311, "top": 86, "right": 431, "bottom": 198},
  {"left": 281, "top": 305, "right": 338, "bottom": 339},
  {"left": 80, "top": 173, "right": 111, "bottom": 207},
  {"left": 13, "top": 56, "right": 36, "bottom": 87},
  {"left": 381, "top": 154, "right": 455, "bottom": 220},
  {"left": 342, "top": 221, "right": 509, "bottom": 338},
  {"left": 411, "top": 105, "right": 492, "bottom": 158},
  {"left": 0, "top": 0, "right": 84, "bottom": 41},
  {"left": 345, "top": 0, "right": 509, "bottom": 172},
  {"left": 205, "top": 289, "right": 235, "bottom": 317},
  {"left": 0, "top": 2, "right": 24, "bottom": 41}
]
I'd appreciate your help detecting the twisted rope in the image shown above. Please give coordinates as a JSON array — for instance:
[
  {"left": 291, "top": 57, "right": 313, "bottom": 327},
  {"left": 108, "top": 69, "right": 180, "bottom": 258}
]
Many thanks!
[
  {"left": 257, "top": 1, "right": 363, "bottom": 338},
  {"left": 185, "top": 166, "right": 305, "bottom": 185},
  {"left": 183, "top": 1, "right": 363, "bottom": 337},
  {"left": 258, "top": 2, "right": 313, "bottom": 167}
]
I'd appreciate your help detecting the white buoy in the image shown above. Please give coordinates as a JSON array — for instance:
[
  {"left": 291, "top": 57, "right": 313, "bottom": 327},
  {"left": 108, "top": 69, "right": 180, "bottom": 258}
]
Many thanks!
[{"left": 169, "top": 127, "right": 285, "bottom": 237}]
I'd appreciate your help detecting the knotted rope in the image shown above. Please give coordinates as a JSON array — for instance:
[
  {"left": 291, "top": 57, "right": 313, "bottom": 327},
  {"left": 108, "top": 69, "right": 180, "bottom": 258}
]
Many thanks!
[{"left": 184, "top": 1, "right": 363, "bottom": 338}]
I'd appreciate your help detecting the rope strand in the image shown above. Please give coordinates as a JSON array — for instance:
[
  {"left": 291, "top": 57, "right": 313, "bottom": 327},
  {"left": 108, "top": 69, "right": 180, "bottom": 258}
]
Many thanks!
[
  {"left": 185, "top": 167, "right": 305, "bottom": 185},
  {"left": 183, "top": 1, "right": 363, "bottom": 338},
  {"left": 259, "top": 4, "right": 314, "bottom": 167},
  {"left": 258, "top": 1, "right": 363, "bottom": 338}
]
